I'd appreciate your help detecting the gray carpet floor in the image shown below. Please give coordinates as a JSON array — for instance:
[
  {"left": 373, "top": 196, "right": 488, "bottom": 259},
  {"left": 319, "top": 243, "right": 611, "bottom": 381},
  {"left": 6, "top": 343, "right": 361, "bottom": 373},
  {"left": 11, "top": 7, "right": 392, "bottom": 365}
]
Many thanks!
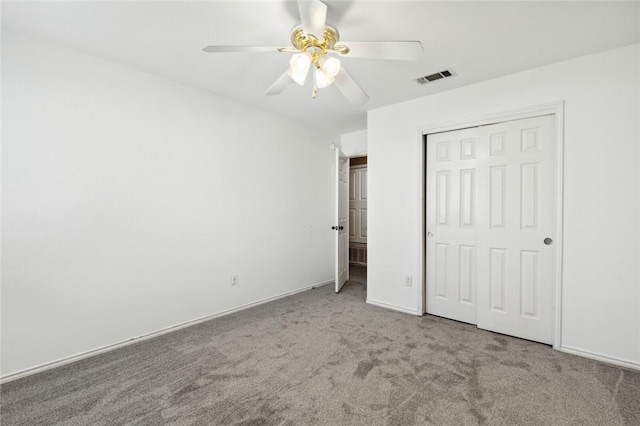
[{"left": 2, "top": 265, "right": 639, "bottom": 425}]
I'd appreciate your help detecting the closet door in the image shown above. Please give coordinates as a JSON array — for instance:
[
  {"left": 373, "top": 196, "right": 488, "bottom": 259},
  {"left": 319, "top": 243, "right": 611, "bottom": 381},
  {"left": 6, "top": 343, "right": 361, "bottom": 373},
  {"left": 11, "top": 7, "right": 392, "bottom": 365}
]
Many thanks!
[
  {"left": 426, "top": 115, "right": 556, "bottom": 345},
  {"left": 426, "top": 128, "right": 479, "bottom": 325},
  {"left": 475, "top": 115, "right": 556, "bottom": 344},
  {"left": 349, "top": 166, "right": 367, "bottom": 244}
]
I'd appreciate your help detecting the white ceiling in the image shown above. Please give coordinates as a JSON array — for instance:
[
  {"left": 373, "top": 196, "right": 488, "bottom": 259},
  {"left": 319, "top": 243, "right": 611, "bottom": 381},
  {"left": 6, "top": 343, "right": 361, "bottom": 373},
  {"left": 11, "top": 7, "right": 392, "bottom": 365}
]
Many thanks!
[{"left": 3, "top": 1, "right": 640, "bottom": 136}]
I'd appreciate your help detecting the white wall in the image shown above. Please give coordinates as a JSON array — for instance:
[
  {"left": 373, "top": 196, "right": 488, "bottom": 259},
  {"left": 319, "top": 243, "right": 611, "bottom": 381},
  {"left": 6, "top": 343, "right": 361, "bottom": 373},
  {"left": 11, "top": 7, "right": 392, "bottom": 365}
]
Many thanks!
[
  {"left": 340, "top": 130, "right": 367, "bottom": 157},
  {"left": 368, "top": 43, "right": 640, "bottom": 367},
  {"left": 1, "top": 32, "right": 336, "bottom": 377}
]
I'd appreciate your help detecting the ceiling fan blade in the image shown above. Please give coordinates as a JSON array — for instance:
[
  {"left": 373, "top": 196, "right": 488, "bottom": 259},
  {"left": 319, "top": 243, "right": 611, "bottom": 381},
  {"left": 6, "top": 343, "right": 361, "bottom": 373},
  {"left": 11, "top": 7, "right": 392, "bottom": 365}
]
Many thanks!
[
  {"left": 338, "top": 41, "right": 424, "bottom": 61},
  {"left": 265, "top": 71, "right": 293, "bottom": 96},
  {"left": 202, "top": 46, "right": 282, "bottom": 53},
  {"left": 333, "top": 67, "right": 369, "bottom": 106},
  {"left": 298, "top": 0, "right": 327, "bottom": 39}
]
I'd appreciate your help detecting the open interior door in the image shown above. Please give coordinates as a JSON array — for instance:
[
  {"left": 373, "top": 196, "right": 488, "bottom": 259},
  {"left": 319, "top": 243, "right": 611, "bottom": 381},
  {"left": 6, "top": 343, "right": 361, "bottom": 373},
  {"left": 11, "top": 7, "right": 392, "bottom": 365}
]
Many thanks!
[{"left": 334, "top": 149, "right": 349, "bottom": 292}]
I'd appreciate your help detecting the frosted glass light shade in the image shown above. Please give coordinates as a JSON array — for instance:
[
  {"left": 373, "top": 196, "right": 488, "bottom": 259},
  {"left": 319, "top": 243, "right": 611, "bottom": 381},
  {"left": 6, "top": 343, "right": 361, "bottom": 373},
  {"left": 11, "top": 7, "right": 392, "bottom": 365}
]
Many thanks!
[
  {"left": 322, "top": 57, "right": 341, "bottom": 77},
  {"left": 315, "top": 67, "right": 333, "bottom": 88},
  {"left": 314, "top": 55, "right": 341, "bottom": 88},
  {"left": 288, "top": 53, "right": 311, "bottom": 86}
]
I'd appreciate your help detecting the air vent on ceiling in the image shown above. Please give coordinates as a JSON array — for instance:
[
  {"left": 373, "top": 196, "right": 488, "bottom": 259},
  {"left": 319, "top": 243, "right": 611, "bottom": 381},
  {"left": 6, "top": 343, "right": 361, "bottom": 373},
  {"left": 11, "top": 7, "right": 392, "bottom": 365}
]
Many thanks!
[{"left": 417, "top": 69, "right": 455, "bottom": 85}]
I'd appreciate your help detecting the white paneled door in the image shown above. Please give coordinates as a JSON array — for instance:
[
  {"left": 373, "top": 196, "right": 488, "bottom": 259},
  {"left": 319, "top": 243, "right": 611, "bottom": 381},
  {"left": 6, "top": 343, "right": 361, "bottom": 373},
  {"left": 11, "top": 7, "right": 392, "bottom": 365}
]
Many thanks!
[
  {"left": 335, "top": 150, "right": 349, "bottom": 293},
  {"left": 475, "top": 115, "right": 556, "bottom": 344},
  {"left": 426, "top": 115, "right": 556, "bottom": 345},
  {"left": 426, "top": 128, "right": 479, "bottom": 325},
  {"left": 349, "top": 166, "right": 368, "bottom": 244}
]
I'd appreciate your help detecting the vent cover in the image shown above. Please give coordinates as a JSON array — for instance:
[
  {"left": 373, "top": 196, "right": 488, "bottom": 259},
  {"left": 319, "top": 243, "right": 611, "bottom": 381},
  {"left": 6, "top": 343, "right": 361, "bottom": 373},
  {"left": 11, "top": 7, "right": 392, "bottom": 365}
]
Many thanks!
[{"left": 417, "top": 69, "right": 455, "bottom": 84}]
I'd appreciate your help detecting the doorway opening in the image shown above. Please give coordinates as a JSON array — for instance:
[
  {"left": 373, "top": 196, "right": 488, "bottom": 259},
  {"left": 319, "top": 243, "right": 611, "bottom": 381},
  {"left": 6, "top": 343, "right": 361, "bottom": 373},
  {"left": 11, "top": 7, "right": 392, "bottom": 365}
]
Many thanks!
[
  {"left": 348, "top": 156, "right": 368, "bottom": 292},
  {"left": 334, "top": 151, "right": 368, "bottom": 297}
]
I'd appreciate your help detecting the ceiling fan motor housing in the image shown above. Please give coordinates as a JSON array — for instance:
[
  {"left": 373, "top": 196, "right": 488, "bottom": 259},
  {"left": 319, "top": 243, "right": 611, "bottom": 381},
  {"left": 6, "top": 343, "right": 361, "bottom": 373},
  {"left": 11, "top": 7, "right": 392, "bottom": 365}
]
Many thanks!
[{"left": 290, "top": 25, "right": 349, "bottom": 60}]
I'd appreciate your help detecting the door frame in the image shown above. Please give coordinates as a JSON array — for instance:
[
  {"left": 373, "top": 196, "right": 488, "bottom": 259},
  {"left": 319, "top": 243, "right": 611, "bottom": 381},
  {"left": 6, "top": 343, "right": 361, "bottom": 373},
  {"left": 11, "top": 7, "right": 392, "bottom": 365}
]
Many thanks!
[
  {"left": 333, "top": 151, "right": 369, "bottom": 293},
  {"left": 417, "top": 101, "right": 565, "bottom": 349}
]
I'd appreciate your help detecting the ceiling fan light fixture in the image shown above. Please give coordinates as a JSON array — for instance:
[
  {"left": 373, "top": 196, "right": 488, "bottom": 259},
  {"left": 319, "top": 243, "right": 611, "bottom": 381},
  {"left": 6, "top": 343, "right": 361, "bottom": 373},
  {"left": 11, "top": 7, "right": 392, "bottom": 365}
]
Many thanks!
[{"left": 288, "top": 53, "right": 311, "bottom": 85}]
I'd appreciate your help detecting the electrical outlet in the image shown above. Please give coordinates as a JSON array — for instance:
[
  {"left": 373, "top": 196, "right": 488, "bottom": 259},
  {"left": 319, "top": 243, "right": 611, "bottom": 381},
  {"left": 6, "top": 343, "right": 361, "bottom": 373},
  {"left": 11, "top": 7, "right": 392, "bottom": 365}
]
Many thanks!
[
  {"left": 231, "top": 274, "right": 238, "bottom": 286},
  {"left": 404, "top": 276, "right": 413, "bottom": 287}
]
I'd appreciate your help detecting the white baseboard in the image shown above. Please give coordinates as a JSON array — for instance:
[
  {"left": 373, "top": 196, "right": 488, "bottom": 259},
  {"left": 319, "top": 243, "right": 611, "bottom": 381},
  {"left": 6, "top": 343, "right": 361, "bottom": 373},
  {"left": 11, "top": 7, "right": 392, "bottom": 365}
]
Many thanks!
[
  {"left": 0, "top": 280, "right": 333, "bottom": 384},
  {"left": 560, "top": 345, "right": 640, "bottom": 371},
  {"left": 366, "top": 298, "right": 421, "bottom": 316}
]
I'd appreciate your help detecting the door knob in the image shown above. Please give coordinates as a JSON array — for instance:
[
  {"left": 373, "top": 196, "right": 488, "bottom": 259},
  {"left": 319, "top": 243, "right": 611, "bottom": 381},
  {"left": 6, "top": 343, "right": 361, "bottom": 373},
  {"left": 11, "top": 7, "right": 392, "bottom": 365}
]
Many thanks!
[
  {"left": 339, "top": 226, "right": 344, "bottom": 230},
  {"left": 427, "top": 232, "right": 434, "bottom": 238},
  {"left": 544, "top": 238, "right": 553, "bottom": 245},
  {"left": 332, "top": 226, "right": 337, "bottom": 230}
]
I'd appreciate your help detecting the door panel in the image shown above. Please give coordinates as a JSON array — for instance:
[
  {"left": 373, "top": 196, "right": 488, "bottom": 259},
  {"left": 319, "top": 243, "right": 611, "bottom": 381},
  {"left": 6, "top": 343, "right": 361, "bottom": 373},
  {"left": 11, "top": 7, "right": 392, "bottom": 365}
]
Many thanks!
[
  {"left": 476, "top": 115, "right": 555, "bottom": 344},
  {"left": 349, "top": 166, "right": 368, "bottom": 244},
  {"left": 426, "top": 128, "right": 479, "bottom": 325},
  {"left": 359, "top": 209, "right": 367, "bottom": 238},
  {"left": 489, "top": 248, "right": 506, "bottom": 311}
]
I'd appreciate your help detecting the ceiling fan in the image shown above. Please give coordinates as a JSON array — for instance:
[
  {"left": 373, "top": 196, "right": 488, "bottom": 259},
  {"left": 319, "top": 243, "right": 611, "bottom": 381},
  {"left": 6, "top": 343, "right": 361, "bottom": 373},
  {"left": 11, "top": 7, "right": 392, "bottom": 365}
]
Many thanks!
[{"left": 202, "top": 0, "right": 423, "bottom": 105}]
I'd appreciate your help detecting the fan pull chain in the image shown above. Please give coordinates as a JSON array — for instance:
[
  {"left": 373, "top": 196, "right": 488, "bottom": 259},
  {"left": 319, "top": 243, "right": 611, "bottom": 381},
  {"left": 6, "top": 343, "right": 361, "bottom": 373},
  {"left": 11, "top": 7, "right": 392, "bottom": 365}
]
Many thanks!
[{"left": 312, "top": 66, "right": 318, "bottom": 99}]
